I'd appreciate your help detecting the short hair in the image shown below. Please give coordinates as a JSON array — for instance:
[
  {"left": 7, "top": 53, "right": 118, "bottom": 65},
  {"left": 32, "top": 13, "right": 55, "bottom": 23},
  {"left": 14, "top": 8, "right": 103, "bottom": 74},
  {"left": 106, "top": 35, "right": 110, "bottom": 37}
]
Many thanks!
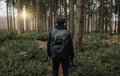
[{"left": 56, "top": 15, "right": 66, "bottom": 24}]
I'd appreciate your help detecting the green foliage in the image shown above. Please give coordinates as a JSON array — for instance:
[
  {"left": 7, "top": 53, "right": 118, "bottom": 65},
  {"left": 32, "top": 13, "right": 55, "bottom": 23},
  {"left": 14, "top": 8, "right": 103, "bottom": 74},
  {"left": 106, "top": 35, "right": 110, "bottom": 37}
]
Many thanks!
[
  {"left": 0, "top": 30, "right": 8, "bottom": 44},
  {"left": 73, "top": 34, "right": 120, "bottom": 76},
  {"left": 0, "top": 39, "right": 48, "bottom": 76},
  {"left": 0, "top": 30, "right": 48, "bottom": 42},
  {"left": 21, "top": 31, "right": 38, "bottom": 40},
  {"left": 7, "top": 30, "right": 20, "bottom": 39},
  {"left": 1, "top": 31, "right": 120, "bottom": 76},
  {"left": 83, "top": 33, "right": 111, "bottom": 50},
  {"left": 37, "top": 32, "right": 48, "bottom": 41},
  {"left": 0, "top": 30, "right": 20, "bottom": 44},
  {"left": 19, "top": 31, "right": 48, "bottom": 41}
]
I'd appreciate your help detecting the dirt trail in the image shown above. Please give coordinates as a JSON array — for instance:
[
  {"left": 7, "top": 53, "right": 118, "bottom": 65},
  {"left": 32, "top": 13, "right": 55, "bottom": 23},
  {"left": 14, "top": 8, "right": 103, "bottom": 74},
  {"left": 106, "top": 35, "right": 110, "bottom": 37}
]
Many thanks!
[
  {"left": 37, "top": 40, "right": 47, "bottom": 48},
  {"left": 37, "top": 40, "right": 72, "bottom": 76}
]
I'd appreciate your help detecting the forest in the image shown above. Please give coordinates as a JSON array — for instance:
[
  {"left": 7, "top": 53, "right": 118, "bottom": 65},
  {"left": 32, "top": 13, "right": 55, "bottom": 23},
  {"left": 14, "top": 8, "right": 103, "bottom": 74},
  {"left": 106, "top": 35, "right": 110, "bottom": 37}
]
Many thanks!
[{"left": 0, "top": 0, "right": 120, "bottom": 76}]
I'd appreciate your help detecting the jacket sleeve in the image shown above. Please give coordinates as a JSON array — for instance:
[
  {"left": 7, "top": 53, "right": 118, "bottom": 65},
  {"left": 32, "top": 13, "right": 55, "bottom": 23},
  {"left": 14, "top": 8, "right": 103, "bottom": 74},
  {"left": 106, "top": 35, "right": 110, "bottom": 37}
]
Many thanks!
[
  {"left": 68, "top": 32, "right": 74, "bottom": 61},
  {"left": 47, "top": 32, "right": 52, "bottom": 57}
]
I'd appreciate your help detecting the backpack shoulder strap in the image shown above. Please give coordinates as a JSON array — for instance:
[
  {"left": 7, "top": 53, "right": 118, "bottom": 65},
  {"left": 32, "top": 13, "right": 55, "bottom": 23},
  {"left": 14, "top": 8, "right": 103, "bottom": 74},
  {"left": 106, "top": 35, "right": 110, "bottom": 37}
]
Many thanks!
[
  {"left": 51, "top": 28, "right": 58, "bottom": 45},
  {"left": 51, "top": 28, "right": 57, "bottom": 38},
  {"left": 51, "top": 28, "right": 57, "bottom": 35}
]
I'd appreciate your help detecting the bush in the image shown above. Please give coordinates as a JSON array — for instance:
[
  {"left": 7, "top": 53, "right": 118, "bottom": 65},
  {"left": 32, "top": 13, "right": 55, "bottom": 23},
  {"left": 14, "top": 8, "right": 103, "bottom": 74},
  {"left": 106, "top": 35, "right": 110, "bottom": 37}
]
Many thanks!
[
  {"left": 21, "top": 31, "right": 38, "bottom": 40},
  {"left": 0, "top": 30, "right": 49, "bottom": 76},
  {"left": 7, "top": 30, "right": 20, "bottom": 39},
  {"left": 83, "top": 33, "right": 111, "bottom": 50},
  {"left": 37, "top": 32, "right": 48, "bottom": 41},
  {"left": 72, "top": 34, "right": 120, "bottom": 76},
  {"left": 0, "top": 30, "right": 48, "bottom": 41},
  {"left": 0, "top": 30, "right": 8, "bottom": 44},
  {"left": 0, "top": 30, "right": 20, "bottom": 45},
  {"left": 0, "top": 39, "right": 48, "bottom": 76},
  {"left": 20, "top": 31, "right": 48, "bottom": 41}
]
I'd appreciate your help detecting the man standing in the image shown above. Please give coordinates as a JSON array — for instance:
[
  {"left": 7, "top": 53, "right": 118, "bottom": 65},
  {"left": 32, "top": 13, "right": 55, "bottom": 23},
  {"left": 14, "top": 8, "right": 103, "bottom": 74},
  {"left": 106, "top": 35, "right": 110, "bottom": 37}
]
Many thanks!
[{"left": 47, "top": 15, "right": 74, "bottom": 76}]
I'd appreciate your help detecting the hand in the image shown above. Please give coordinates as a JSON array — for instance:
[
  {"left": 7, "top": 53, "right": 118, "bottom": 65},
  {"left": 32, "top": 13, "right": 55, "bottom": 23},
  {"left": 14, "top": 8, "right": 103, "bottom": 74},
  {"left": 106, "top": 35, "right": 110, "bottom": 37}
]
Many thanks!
[
  {"left": 48, "top": 56, "right": 52, "bottom": 61},
  {"left": 48, "top": 56, "right": 52, "bottom": 65},
  {"left": 69, "top": 60, "right": 77, "bottom": 67}
]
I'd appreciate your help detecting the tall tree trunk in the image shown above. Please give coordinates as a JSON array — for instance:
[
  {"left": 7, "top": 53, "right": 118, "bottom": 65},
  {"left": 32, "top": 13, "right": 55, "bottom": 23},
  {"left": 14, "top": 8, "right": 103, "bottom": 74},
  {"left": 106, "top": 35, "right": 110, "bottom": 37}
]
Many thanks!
[
  {"left": 13, "top": 0, "right": 15, "bottom": 30},
  {"left": 54, "top": 0, "right": 57, "bottom": 28},
  {"left": 60, "top": 0, "right": 62, "bottom": 14},
  {"left": 17, "top": 0, "right": 24, "bottom": 33},
  {"left": 87, "top": 0, "right": 90, "bottom": 33},
  {"left": 74, "top": 0, "right": 85, "bottom": 50},
  {"left": 9, "top": 0, "right": 13, "bottom": 30},
  {"left": 87, "top": 15, "right": 90, "bottom": 33},
  {"left": 37, "top": 1, "right": 41, "bottom": 32},
  {"left": 91, "top": 15, "right": 93, "bottom": 32},
  {"left": 98, "top": 0, "right": 104, "bottom": 33},
  {"left": 114, "top": 15, "right": 117, "bottom": 34},
  {"left": 64, "top": 0, "right": 67, "bottom": 26},
  {"left": 84, "top": 12, "right": 87, "bottom": 33},
  {"left": 49, "top": 0, "right": 53, "bottom": 30},
  {"left": 109, "top": 0, "right": 113, "bottom": 34},
  {"left": 36, "top": 0, "right": 39, "bottom": 32},
  {"left": 70, "top": 0, "right": 75, "bottom": 37},
  {"left": 95, "top": 12, "right": 98, "bottom": 32},
  {"left": 114, "top": 0, "right": 118, "bottom": 34},
  {"left": 118, "top": 0, "right": 120, "bottom": 34},
  {"left": 42, "top": 7, "right": 44, "bottom": 32},
  {"left": 26, "top": 3, "right": 31, "bottom": 32},
  {"left": 6, "top": 0, "right": 9, "bottom": 30}
]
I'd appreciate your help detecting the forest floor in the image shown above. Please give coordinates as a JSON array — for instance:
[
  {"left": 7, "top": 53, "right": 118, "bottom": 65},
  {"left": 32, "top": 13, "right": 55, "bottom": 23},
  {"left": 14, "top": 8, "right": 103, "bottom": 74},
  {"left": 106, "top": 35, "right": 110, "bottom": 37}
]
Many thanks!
[{"left": 37, "top": 40, "right": 72, "bottom": 76}]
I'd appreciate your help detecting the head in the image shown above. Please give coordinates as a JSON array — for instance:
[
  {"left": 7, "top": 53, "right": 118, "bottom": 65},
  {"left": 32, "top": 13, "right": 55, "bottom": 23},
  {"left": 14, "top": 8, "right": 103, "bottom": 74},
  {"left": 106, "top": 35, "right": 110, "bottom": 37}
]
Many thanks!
[{"left": 56, "top": 15, "right": 66, "bottom": 25}]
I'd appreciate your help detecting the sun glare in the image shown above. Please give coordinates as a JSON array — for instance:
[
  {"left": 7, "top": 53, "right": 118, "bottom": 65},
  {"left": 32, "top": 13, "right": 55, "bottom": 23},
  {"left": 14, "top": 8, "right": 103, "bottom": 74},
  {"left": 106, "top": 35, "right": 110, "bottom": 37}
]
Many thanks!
[{"left": 23, "top": 6, "right": 27, "bottom": 19}]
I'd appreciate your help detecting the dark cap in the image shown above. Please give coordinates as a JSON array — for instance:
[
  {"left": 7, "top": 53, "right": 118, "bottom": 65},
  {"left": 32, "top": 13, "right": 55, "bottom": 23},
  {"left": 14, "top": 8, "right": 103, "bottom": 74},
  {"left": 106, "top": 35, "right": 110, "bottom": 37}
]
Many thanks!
[{"left": 56, "top": 15, "right": 66, "bottom": 24}]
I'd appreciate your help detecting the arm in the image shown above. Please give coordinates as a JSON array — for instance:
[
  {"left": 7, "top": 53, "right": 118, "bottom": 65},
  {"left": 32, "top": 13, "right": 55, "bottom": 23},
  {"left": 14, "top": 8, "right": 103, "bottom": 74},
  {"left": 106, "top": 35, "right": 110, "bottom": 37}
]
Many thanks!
[
  {"left": 68, "top": 32, "right": 74, "bottom": 61},
  {"left": 47, "top": 32, "right": 52, "bottom": 58}
]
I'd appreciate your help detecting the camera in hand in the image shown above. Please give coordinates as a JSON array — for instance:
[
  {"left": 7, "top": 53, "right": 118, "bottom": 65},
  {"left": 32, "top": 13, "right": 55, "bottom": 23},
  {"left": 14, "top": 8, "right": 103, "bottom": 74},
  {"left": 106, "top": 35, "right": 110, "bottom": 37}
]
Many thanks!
[{"left": 69, "top": 61, "right": 78, "bottom": 67}]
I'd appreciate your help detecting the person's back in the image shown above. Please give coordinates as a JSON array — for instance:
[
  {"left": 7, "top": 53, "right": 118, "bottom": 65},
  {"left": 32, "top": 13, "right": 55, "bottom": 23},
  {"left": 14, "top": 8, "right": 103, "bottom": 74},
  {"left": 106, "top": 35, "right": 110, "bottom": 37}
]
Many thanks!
[
  {"left": 51, "top": 25, "right": 70, "bottom": 59},
  {"left": 47, "top": 15, "right": 74, "bottom": 76}
]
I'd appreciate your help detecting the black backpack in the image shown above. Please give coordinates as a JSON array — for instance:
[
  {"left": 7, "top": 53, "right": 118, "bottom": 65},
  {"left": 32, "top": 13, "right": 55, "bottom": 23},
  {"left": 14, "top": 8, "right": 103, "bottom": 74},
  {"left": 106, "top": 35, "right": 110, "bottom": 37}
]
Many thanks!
[{"left": 51, "top": 28, "right": 69, "bottom": 58}]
